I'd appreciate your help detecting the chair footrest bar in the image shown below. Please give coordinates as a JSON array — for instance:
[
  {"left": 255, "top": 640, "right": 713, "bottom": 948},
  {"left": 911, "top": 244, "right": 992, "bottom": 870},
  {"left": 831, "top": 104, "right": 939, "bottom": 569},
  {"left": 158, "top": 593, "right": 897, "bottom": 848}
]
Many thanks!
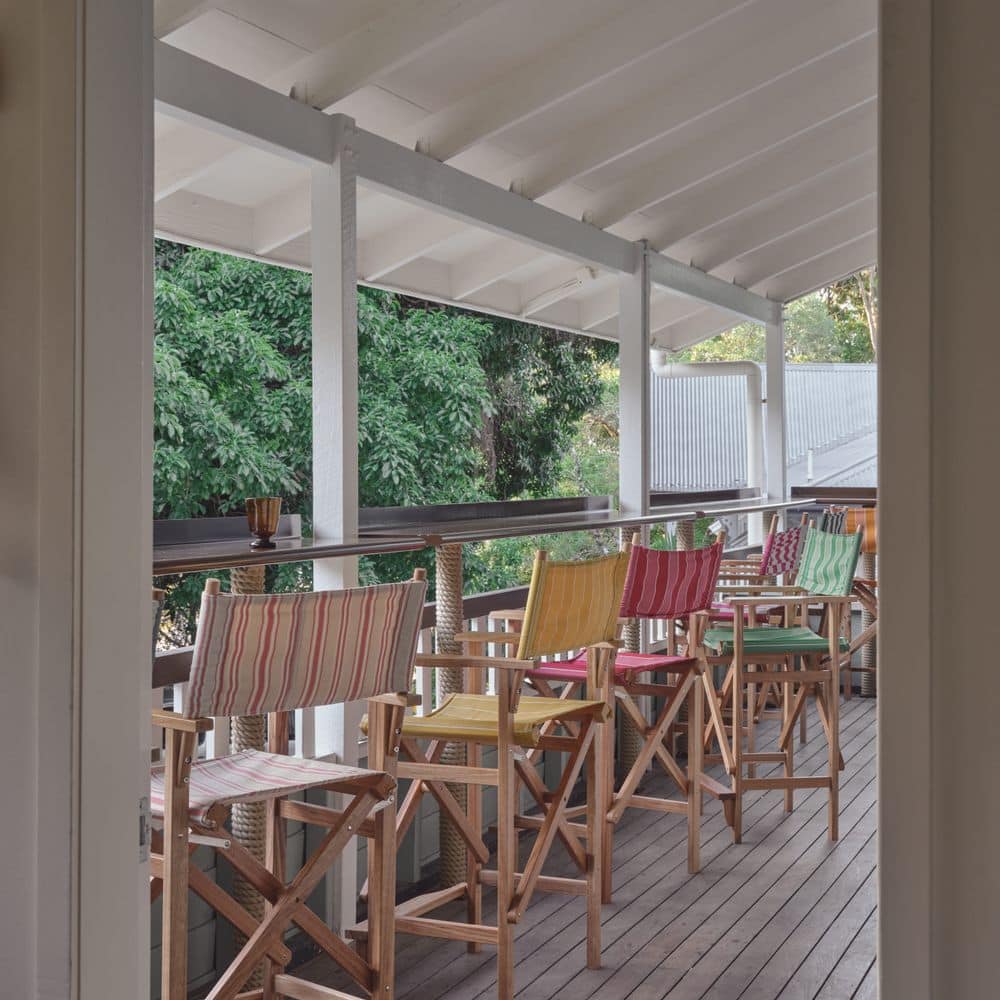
[
  {"left": 397, "top": 762, "right": 498, "bottom": 785},
  {"left": 511, "top": 815, "right": 588, "bottom": 836},
  {"left": 479, "top": 869, "right": 587, "bottom": 896},
  {"left": 274, "top": 974, "right": 366, "bottom": 1000},
  {"left": 395, "top": 916, "right": 500, "bottom": 945},
  {"left": 742, "top": 752, "right": 789, "bottom": 763},
  {"left": 698, "top": 773, "right": 735, "bottom": 801},
  {"left": 618, "top": 793, "right": 688, "bottom": 815},
  {"left": 741, "top": 670, "right": 831, "bottom": 684},
  {"left": 742, "top": 776, "right": 831, "bottom": 790},
  {"left": 346, "top": 882, "right": 468, "bottom": 941}
]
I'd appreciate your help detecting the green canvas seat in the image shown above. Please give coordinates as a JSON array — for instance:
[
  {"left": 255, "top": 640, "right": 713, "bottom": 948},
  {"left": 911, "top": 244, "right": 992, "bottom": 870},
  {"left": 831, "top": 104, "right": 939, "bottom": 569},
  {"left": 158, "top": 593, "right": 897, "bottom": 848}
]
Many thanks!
[{"left": 705, "top": 625, "right": 851, "bottom": 656}]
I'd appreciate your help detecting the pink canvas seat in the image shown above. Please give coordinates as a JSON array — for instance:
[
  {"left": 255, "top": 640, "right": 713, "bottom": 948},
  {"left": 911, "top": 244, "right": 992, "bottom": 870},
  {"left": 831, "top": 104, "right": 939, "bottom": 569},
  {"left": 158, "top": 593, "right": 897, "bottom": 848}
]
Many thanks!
[
  {"left": 532, "top": 648, "right": 696, "bottom": 683},
  {"left": 150, "top": 748, "right": 381, "bottom": 826}
]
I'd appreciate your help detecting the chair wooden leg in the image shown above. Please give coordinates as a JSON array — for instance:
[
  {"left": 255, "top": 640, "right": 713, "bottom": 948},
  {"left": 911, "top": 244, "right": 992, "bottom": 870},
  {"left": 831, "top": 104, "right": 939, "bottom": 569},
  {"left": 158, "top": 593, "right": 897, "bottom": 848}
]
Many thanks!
[
  {"left": 827, "top": 664, "right": 840, "bottom": 842},
  {"left": 601, "top": 685, "right": 615, "bottom": 903},
  {"left": 466, "top": 736, "right": 483, "bottom": 953},
  {"left": 496, "top": 680, "right": 516, "bottom": 1000},
  {"left": 162, "top": 728, "right": 195, "bottom": 1000},
  {"left": 367, "top": 701, "right": 399, "bottom": 996},
  {"left": 264, "top": 715, "right": 289, "bottom": 1000},
  {"left": 731, "top": 660, "right": 744, "bottom": 845},
  {"left": 746, "top": 665, "right": 757, "bottom": 779},
  {"left": 587, "top": 715, "right": 604, "bottom": 968},
  {"left": 687, "top": 673, "right": 703, "bottom": 873},
  {"left": 782, "top": 668, "right": 794, "bottom": 814}
]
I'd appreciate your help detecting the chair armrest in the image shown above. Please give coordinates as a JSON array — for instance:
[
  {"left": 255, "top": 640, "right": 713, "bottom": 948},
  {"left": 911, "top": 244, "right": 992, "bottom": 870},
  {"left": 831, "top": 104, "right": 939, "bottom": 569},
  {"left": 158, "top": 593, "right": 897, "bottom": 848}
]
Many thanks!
[
  {"left": 724, "top": 594, "right": 849, "bottom": 608},
  {"left": 716, "top": 584, "right": 806, "bottom": 595},
  {"left": 369, "top": 692, "right": 421, "bottom": 707},
  {"left": 414, "top": 653, "right": 535, "bottom": 673},
  {"left": 453, "top": 630, "right": 519, "bottom": 646},
  {"left": 152, "top": 709, "right": 213, "bottom": 733}
]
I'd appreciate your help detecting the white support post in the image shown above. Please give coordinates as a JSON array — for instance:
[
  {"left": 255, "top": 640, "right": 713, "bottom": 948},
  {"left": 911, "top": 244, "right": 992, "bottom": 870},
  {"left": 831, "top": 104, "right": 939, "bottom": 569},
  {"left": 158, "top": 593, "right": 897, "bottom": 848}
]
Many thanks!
[
  {"left": 619, "top": 245, "right": 652, "bottom": 526},
  {"left": 619, "top": 247, "right": 653, "bottom": 771},
  {"left": 310, "top": 133, "right": 361, "bottom": 934},
  {"left": 765, "top": 311, "right": 788, "bottom": 525}
]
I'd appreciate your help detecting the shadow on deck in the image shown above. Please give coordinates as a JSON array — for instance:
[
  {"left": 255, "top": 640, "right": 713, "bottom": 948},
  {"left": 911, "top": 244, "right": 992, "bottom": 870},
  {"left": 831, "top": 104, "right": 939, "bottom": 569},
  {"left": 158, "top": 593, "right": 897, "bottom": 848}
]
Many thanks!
[{"left": 305, "top": 696, "right": 878, "bottom": 1000}]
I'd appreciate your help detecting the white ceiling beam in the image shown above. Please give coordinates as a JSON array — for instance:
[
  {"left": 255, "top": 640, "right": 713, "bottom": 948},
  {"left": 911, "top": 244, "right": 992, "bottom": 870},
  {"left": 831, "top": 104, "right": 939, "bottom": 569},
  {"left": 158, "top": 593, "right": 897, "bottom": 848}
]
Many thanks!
[
  {"left": 252, "top": 182, "right": 313, "bottom": 255},
  {"left": 407, "top": 0, "right": 759, "bottom": 162},
  {"left": 647, "top": 250, "right": 780, "bottom": 325},
  {"left": 154, "top": 40, "right": 342, "bottom": 165},
  {"left": 509, "top": 0, "right": 875, "bottom": 200},
  {"left": 350, "top": 127, "right": 638, "bottom": 274},
  {"left": 585, "top": 43, "right": 877, "bottom": 230},
  {"left": 154, "top": 0, "right": 501, "bottom": 199},
  {"left": 518, "top": 263, "right": 601, "bottom": 318},
  {"left": 643, "top": 103, "right": 877, "bottom": 251},
  {"left": 155, "top": 190, "right": 255, "bottom": 255},
  {"left": 670, "top": 153, "right": 877, "bottom": 271},
  {"left": 154, "top": 0, "right": 215, "bottom": 38}
]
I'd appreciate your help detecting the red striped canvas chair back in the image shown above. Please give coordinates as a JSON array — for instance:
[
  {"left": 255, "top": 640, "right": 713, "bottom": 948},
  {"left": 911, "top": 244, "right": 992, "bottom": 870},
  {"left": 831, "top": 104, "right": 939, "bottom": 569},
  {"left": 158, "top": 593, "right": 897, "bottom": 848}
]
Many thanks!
[
  {"left": 619, "top": 540, "right": 724, "bottom": 620},
  {"left": 760, "top": 525, "right": 807, "bottom": 577},
  {"left": 184, "top": 579, "right": 427, "bottom": 718}
]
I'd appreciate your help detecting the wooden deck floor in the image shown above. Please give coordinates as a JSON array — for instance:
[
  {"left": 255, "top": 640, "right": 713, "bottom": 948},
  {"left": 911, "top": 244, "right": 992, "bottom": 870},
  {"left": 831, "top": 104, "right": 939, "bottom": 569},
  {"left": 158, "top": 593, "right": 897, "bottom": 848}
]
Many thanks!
[{"left": 306, "top": 696, "right": 878, "bottom": 1000}]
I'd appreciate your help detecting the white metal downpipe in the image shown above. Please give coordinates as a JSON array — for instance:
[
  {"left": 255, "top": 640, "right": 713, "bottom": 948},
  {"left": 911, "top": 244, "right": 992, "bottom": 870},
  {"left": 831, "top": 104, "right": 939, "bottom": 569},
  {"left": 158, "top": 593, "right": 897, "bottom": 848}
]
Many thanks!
[{"left": 649, "top": 352, "right": 766, "bottom": 543}]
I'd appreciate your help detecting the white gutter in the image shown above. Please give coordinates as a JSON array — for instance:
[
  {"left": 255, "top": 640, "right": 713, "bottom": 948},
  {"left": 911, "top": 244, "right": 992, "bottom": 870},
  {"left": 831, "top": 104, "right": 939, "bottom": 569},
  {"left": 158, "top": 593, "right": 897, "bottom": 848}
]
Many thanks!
[{"left": 649, "top": 352, "right": 766, "bottom": 543}]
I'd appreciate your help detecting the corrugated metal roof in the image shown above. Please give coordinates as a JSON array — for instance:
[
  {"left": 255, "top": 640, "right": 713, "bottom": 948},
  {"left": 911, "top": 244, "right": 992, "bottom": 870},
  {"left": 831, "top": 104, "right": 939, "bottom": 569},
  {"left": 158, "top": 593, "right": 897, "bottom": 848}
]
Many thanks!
[{"left": 651, "top": 363, "right": 876, "bottom": 490}]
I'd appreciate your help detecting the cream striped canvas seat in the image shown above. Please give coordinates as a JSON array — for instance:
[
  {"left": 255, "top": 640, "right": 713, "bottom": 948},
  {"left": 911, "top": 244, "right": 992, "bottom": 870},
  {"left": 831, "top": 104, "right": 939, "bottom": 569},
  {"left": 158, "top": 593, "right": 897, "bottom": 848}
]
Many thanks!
[{"left": 150, "top": 748, "right": 384, "bottom": 826}]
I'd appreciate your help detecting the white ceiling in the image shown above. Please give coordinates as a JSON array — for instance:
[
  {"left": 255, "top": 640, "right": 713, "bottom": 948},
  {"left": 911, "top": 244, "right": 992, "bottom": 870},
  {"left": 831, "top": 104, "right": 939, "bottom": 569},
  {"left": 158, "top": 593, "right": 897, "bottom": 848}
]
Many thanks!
[{"left": 154, "top": 0, "right": 878, "bottom": 348}]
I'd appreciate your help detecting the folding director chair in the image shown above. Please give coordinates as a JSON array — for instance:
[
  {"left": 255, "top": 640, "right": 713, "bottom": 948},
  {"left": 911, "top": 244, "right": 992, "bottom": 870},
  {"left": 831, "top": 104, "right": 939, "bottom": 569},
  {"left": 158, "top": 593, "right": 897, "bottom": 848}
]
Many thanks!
[
  {"left": 150, "top": 570, "right": 426, "bottom": 1000},
  {"left": 704, "top": 526, "right": 863, "bottom": 843},
  {"left": 364, "top": 550, "right": 623, "bottom": 1000}
]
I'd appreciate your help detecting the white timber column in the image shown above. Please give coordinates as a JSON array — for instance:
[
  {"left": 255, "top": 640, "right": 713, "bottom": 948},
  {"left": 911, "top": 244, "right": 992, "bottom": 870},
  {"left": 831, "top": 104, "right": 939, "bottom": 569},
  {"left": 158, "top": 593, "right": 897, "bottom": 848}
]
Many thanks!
[
  {"left": 764, "top": 312, "right": 788, "bottom": 530},
  {"left": 619, "top": 246, "right": 652, "bottom": 765},
  {"left": 3, "top": 1, "right": 152, "bottom": 998},
  {"left": 881, "top": 1, "right": 1000, "bottom": 997},
  {"left": 311, "top": 124, "right": 361, "bottom": 933},
  {"left": 619, "top": 244, "right": 652, "bottom": 528}
]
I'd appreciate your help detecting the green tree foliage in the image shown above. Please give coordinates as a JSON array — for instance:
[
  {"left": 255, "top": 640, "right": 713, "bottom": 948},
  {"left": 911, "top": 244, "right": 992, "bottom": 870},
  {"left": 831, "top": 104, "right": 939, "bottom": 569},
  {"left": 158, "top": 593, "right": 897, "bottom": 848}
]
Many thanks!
[
  {"left": 153, "top": 241, "right": 615, "bottom": 638},
  {"left": 673, "top": 285, "right": 876, "bottom": 365}
]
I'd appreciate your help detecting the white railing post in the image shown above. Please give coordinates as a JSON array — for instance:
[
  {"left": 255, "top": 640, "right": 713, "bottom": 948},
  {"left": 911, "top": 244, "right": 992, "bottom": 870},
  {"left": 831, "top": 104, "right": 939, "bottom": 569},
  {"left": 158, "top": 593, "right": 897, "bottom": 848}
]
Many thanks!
[
  {"left": 765, "top": 310, "right": 788, "bottom": 525},
  {"left": 310, "top": 124, "right": 361, "bottom": 935}
]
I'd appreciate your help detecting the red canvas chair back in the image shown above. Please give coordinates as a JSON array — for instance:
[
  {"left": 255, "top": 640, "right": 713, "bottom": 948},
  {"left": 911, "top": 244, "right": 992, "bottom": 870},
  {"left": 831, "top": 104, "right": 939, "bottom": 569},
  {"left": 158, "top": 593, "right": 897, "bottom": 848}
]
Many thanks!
[
  {"left": 184, "top": 579, "right": 426, "bottom": 718},
  {"left": 620, "top": 540, "right": 724, "bottom": 620},
  {"left": 759, "top": 524, "right": 807, "bottom": 577}
]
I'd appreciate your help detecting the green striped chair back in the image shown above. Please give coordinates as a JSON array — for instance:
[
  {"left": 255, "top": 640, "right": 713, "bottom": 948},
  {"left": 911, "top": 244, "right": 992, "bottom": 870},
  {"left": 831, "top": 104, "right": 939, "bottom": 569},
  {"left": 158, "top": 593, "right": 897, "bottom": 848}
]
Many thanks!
[{"left": 795, "top": 527, "right": 863, "bottom": 596}]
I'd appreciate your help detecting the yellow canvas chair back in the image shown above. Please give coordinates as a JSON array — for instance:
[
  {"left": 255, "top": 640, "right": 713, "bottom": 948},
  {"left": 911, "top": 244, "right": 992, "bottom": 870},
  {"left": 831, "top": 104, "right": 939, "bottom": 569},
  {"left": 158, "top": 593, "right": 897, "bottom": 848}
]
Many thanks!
[{"left": 516, "top": 549, "right": 629, "bottom": 660}]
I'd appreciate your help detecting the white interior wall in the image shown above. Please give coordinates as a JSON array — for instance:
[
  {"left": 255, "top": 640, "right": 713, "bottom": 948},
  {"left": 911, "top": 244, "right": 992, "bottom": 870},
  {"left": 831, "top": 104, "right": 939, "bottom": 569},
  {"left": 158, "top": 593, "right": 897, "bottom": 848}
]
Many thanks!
[{"left": 880, "top": 1, "right": 1000, "bottom": 997}]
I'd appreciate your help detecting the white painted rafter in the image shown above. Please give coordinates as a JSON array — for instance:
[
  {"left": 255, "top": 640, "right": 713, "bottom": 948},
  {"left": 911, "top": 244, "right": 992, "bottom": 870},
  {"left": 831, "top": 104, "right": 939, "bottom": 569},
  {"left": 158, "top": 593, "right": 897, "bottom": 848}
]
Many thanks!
[
  {"left": 585, "top": 43, "right": 876, "bottom": 231},
  {"left": 509, "top": 0, "right": 875, "bottom": 200},
  {"left": 155, "top": 0, "right": 502, "bottom": 198},
  {"left": 154, "top": 0, "right": 215, "bottom": 38},
  {"left": 407, "top": 0, "right": 759, "bottom": 162},
  {"left": 643, "top": 103, "right": 876, "bottom": 251}
]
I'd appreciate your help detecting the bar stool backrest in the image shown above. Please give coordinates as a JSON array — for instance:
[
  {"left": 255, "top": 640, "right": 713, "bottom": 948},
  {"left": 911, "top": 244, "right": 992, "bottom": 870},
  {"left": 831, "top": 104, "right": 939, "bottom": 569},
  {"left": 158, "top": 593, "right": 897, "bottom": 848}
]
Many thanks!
[
  {"left": 845, "top": 507, "right": 878, "bottom": 554},
  {"left": 619, "top": 539, "right": 724, "bottom": 621},
  {"left": 759, "top": 524, "right": 807, "bottom": 577},
  {"left": 184, "top": 577, "right": 427, "bottom": 718},
  {"left": 795, "top": 527, "right": 863, "bottom": 597},
  {"left": 516, "top": 550, "right": 629, "bottom": 660}
]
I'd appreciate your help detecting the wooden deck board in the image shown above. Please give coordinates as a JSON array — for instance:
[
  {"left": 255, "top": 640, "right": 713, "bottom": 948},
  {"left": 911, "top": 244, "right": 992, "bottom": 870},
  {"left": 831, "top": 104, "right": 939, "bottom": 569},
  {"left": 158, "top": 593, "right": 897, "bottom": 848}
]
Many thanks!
[{"left": 303, "top": 698, "right": 878, "bottom": 999}]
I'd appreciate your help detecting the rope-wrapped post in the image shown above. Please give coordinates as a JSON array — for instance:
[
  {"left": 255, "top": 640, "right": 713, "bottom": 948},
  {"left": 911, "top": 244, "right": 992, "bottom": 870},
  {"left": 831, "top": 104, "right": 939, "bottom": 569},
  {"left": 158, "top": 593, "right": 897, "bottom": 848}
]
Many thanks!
[
  {"left": 860, "top": 551, "right": 877, "bottom": 696},
  {"left": 673, "top": 520, "right": 696, "bottom": 756},
  {"left": 228, "top": 563, "right": 267, "bottom": 989},
  {"left": 435, "top": 544, "right": 468, "bottom": 888},
  {"left": 619, "top": 616, "right": 644, "bottom": 779}
]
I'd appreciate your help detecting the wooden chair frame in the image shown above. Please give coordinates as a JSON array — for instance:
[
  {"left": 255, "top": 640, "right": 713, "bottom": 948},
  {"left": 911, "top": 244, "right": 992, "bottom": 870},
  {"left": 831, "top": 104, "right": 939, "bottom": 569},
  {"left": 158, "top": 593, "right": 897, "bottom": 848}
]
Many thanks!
[
  {"left": 352, "top": 645, "right": 612, "bottom": 1000},
  {"left": 151, "top": 572, "right": 426, "bottom": 1000}
]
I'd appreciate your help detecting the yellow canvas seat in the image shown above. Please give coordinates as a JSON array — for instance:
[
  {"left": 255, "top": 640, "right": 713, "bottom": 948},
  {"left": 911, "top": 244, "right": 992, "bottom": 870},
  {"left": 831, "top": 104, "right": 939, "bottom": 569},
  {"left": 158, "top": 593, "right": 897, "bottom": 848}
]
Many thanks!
[{"left": 402, "top": 692, "right": 609, "bottom": 747}]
